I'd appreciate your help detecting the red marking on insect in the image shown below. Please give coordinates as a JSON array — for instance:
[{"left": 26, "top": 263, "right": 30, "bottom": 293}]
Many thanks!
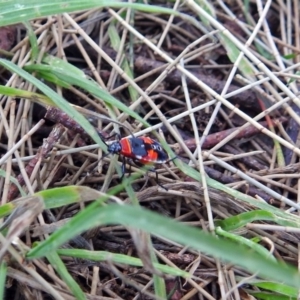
[{"left": 107, "top": 136, "right": 169, "bottom": 164}]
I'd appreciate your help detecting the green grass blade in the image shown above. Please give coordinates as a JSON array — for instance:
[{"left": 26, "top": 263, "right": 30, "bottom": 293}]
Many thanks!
[
  {"left": 219, "top": 33, "right": 254, "bottom": 76},
  {"left": 108, "top": 23, "right": 138, "bottom": 102},
  {"left": 251, "top": 281, "right": 297, "bottom": 297},
  {"left": 0, "top": 86, "right": 137, "bottom": 132},
  {"left": 0, "top": 86, "right": 55, "bottom": 106},
  {"left": 23, "top": 21, "right": 39, "bottom": 60},
  {"left": 0, "top": 168, "right": 26, "bottom": 197},
  {"left": 249, "top": 292, "right": 295, "bottom": 300},
  {"left": 0, "top": 186, "right": 102, "bottom": 220},
  {"left": 57, "top": 249, "right": 190, "bottom": 278},
  {"left": 0, "top": 174, "right": 141, "bottom": 220},
  {"left": 26, "top": 203, "right": 300, "bottom": 288},
  {"left": 154, "top": 274, "right": 166, "bottom": 299},
  {"left": 36, "top": 186, "right": 105, "bottom": 209},
  {"left": 215, "top": 210, "right": 283, "bottom": 231},
  {"left": 0, "top": 186, "right": 106, "bottom": 222},
  {"left": 0, "top": 1, "right": 178, "bottom": 27},
  {"left": 46, "top": 251, "right": 85, "bottom": 300},
  {"left": 25, "top": 57, "right": 149, "bottom": 127},
  {"left": 174, "top": 159, "right": 300, "bottom": 227},
  {"left": 216, "top": 227, "right": 276, "bottom": 262},
  {"left": 288, "top": 71, "right": 300, "bottom": 85},
  {"left": 0, "top": 59, "right": 106, "bottom": 150},
  {"left": 30, "top": 71, "right": 71, "bottom": 88},
  {"left": 149, "top": 239, "right": 166, "bottom": 299},
  {"left": 194, "top": 0, "right": 216, "bottom": 26},
  {"left": 0, "top": 261, "right": 7, "bottom": 300},
  {"left": 154, "top": 273, "right": 166, "bottom": 299},
  {"left": 0, "top": 203, "right": 15, "bottom": 219},
  {"left": 153, "top": 140, "right": 299, "bottom": 228}
]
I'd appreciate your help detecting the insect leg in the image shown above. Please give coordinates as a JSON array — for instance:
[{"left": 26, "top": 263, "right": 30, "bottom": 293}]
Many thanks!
[
  {"left": 155, "top": 170, "right": 168, "bottom": 191},
  {"left": 127, "top": 160, "right": 133, "bottom": 178},
  {"left": 120, "top": 156, "right": 126, "bottom": 181},
  {"left": 166, "top": 156, "right": 177, "bottom": 164},
  {"left": 148, "top": 167, "right": 168, "bottom": 191}
]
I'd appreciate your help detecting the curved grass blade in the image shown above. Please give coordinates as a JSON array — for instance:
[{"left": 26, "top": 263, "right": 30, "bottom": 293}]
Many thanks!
[
  {"left": 0, "top": 1, "right": 178, "bottom": 27},
  {"left": 108, "top": 23, "right": 138, "bottom": 102},
  {"left": 47, "top": 251, "right": 85, "bottom": 300},
  {"left": 0, "top": 262, "right": 7, "bottom": 300},
  {"left": 23, "top": 21, "right": 38, "bottom": 60},
  {"left": 0, "top": 86, "right": 56, "bottom": 106},
  {"left": 216, "top": 227, "right": 276, "bottom": 262},
  {"left": 0, "top": 86, "right": 135, "bottom": 135},
  {"left": 250, "top": 281, "right": 297, "bottom": 298},
  {"left": 57, "top": 249, "right": 190, "bottom": 278},
  {"left": 25, "top": 57, "right": 149, "bottom": 127},
  {"left": 215, "top": 210, "right": 285, "bottom": 231},
  {"left": 249, "top": 292, "right": 294, "bottom": 300},
  {"left": 36, "top": 186, "right": 105, "bottom": 209},
  {"left": 26, "top": 203, "right": 300, "bottom": 288},
  {"left": 0, "top": 59, "right": 106, "bottom": 150},
  {"left": 0, "top": 203, "right": 15, "bottom": 219},
  {"left": 194, "top": 0, "right": 216, "bottom": 26},
  {"left": 0, "top": 186, "right": 103, "bottom": 220},
  {"left": 0, "top": 172, "right": 142, "bottom": 220},
  {"left": 174, "top": 159, "right": 300, "bottom": 228},
  {"left": 219, "top": 33, "right": 254, "bottom": 76}
]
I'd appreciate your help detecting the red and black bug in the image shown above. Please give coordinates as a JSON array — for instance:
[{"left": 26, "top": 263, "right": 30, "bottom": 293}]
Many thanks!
[
  {"left": 105, "top": 136, "right": 171, "bottom": 188},
  {"left": 107, "top": 136, "right": 169, "bottom": 164}
]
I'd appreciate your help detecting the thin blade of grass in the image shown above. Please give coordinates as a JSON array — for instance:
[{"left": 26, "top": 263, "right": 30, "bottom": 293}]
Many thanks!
[
  {"left": 0, "top": 174, "right": 142, "bottom": 220},
  {"left": 0, "top": 1, "right": 178, "bottom": 27},
  {"left": 153, "top": 271, "right": 167, "bottom": 299},
  {"left": 174, "top": 159, "right": 300, "bottom": 227},
  {"left": 0, "top": 262, "right": 7, "bottom": 300},
  {"left": 37, "top": 186, "right": 105, "bottom": 209},
  {"left": 26, "top": 203, "right": 300, "bottom": 288},
  {"left": 57, "top": 249, "right": 191, "bottom": 278},
  {"left": 108, "top": 23, "right": 138, "bottom": 102},
  {"left": 219, "top": 33, "right": 254, "bottom": 76},
  {"left": 0, "top": 59, "right": 106, "bottom": 150},
  {"left": 215, "top": 210, "right": 287, "bottom": 231},
  {"left": 215, "top": 227, "right": 276, "bottom": 262},
  {"left": 258, "top": 98, "right": 285, "bottom": 167},
  {"left": 0, "top": 203, "right": 15, "bottom": 219},
  {"left": 25, "top": 57, "right": 149, "bottom": 127},
  {"left": 194, "top": 0, "right": 215, "bottom": 26},
  {"left": 249, "top": 280, "right": 298, "bottom": 297},
  {"left": 23, "top": 21, "right": 39, "bottom": 60},
  {"left": 46, "top": 251, "right": 85, "bottom": 300},
  {"left": 249, "top": 292, "right": 294, "bottom": 300},
  {"left": 0, "top": 86, "right": 136, "bottom": 134},
  {"left": 0, "top": 86, "right": 57, "bottom": 106},
  {"left": 0, "top": 186, "right": 103, "bottom": 220}
]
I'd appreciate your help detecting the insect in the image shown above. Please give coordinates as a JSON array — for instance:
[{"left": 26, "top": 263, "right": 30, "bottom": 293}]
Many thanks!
[
  {"left": 107, "top": 136, "right": 169, "bottom": 164},
  {"left": 106, "top": 136, "right": 171, "bottom": 188}
]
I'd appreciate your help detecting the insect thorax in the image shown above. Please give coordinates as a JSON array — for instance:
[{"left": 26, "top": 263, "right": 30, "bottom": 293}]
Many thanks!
[{"left": 108, "top": 142, "right": 122, "bottom": 154}]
